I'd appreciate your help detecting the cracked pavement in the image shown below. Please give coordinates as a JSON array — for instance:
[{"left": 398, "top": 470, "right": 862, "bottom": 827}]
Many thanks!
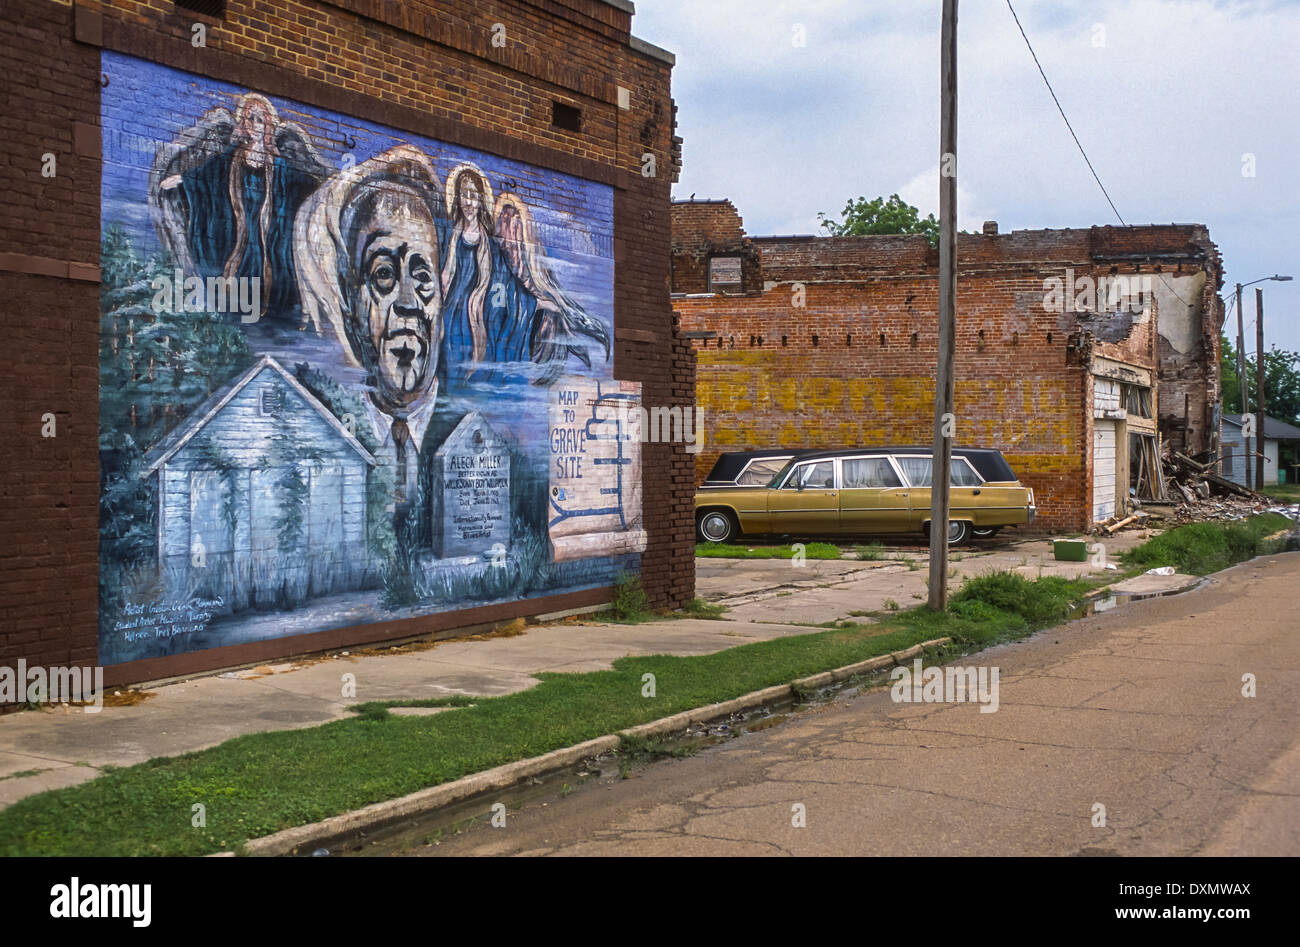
[{"left": 416, "top": 551, "right": 1300, "bottom": 856}]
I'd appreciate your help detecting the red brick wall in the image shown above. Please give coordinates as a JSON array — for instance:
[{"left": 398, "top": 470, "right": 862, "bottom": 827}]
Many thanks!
[
  {"left": 0, "top": 0, "right": 689, "bottom": 688},
  {"left": 669, "top": 199, "right": 760, "bottom": 294}
]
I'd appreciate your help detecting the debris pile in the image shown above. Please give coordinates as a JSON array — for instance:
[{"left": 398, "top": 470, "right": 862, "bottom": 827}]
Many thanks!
[{"left": 1093, "top": 446, "right": 1299, "bottom": 533}]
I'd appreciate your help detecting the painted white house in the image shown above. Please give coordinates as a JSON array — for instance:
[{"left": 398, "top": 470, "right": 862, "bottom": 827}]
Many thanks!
[
  {"left": 1221, "top": 413, "right": 1300, "bottom": 488},
  {"left": 141, "top": 355, "right": 377, "bottom": 611}
]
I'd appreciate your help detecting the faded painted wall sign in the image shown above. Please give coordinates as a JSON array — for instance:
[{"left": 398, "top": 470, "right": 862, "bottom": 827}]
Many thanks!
[{"left": 547, "top": 377, "right": 646, "bottom": 562}]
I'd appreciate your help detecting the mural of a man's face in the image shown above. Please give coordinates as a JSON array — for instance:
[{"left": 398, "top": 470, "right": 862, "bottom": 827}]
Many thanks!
[{"left": 349, "top": 186, "right": 442, "bottom": 411}]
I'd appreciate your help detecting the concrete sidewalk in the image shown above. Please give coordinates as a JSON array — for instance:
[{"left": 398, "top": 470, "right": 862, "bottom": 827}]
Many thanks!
[
  {"left": 0, "top": 617, "right": 830, "bottom": 809},
  {"left": 0, "top": 529, "right": 1167, "bottom": 811},
  {"left": 696, "top": 533, "right": 1157, "bottom": 625}
]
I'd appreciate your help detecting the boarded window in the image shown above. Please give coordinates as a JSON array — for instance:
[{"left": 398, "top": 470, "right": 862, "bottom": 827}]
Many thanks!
[
  {"left": 309, "top": 465, "right": 344, "bottom": 549},
  {"left": 251, "top": 468, "right": 285, "bottom": 553},
  {"left": 708, "top": 256, "right": 743, "bottom": 293},
  {"left": 189, "top": 470, "right": 233, "bottom": 555}
]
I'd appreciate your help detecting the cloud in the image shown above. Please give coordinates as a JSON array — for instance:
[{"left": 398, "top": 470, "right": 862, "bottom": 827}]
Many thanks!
[{"left": 635, "top": 0, "right": 1300, "bottom": 352}]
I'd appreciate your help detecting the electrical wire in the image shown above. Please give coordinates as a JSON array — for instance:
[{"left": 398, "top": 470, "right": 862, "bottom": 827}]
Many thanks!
[{"left": 1006, "top": 0, "right": 1196, "bottom": 310}]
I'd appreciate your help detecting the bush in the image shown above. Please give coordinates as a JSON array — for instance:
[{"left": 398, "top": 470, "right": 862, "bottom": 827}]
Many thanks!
[
  {"left": 611, "top": 573, "right": 650, "bottom": 621},
  {"left": 950, "top": 571, "right": 1080, "bottom": 627},
  {"left": 1122, "top": 513, "right": 1292, "bottom": 576}
]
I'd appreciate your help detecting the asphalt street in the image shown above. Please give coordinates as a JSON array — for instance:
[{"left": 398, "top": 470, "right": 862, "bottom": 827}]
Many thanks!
[{"left": 416, "top": 551, "right": 1300, "bottom": 856}]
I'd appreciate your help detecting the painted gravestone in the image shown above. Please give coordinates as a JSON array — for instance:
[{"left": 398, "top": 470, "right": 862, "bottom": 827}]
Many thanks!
[
  {"left": 432, "top": 413, "right": 511, "bottom": 559},
  {"left": 97, "top": 51, "right": 647, "bottom": 665}
]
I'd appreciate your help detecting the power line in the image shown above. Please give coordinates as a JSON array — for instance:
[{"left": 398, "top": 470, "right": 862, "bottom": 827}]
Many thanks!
[
  {"left": 1003, "top": 0, "right": 1196, "bottom": 306},
  {"left": 1006, "top": 0, "right": 1125, "bottom": 226}
]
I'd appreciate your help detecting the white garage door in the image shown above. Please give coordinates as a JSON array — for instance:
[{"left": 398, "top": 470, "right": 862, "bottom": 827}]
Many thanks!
[{"left": 1093, "top": 420, "right": 1117, "bottom": 522}]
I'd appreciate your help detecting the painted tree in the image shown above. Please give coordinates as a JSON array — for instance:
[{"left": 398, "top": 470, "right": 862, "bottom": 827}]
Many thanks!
[{"left": 99, "top": 225, "right": 257, "bottom": 614}]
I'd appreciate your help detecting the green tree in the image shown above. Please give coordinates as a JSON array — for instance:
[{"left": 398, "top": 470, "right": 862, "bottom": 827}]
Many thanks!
[
  {"left": 818, "top": 194, "right": 940, "bottom": 245},
  {"left": 1221, "top": 334, "right": 1300, "bottom": 424}
]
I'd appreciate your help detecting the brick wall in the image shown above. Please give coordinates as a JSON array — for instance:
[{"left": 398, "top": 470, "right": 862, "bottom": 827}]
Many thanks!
[
  {"left": 0, "top": 0, "right": 689, "bottom": 689},
  {"left": 674, "top": 203, "right": 1217, "bottom": 533}
]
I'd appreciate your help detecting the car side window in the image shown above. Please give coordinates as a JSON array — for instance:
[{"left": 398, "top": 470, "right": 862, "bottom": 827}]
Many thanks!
[
  {"left": 843, "top": 457, "right": 902, "bottom": 489},
  {"left": 782, "top": 461, "right": 834, "bottom": 490},
  {"left": 737, "top": 458, "right": 791, "bottom": 486},
  {"left": 896, "top": 457, "right": 932, "bottom": 487},
  {"left": 895, "top": 456, "right": 984, "bottom": 487}
]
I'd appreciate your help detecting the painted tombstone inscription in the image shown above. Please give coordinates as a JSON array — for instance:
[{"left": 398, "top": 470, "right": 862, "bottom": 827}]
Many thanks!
[
  {"left": 433, "top": 414, "right": 511, "bottom": 559},
  {"left": 96, "top": 52, "right": 641, "bottom": 666}
]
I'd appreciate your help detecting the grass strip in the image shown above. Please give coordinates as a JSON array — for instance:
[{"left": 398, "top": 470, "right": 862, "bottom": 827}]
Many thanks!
[
  {"left": 0, "top": 569, "right": 1097, "bottom": 856},
  {"left": 1121, "top": 512, "right": 1292, "bottom": 575}
]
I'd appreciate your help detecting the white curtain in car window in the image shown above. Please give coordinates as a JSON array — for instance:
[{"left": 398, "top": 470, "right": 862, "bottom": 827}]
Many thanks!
[
  {"left": 843, "top": 457, "right": 902, "bottom": 488},
  {"left": 897, "top": 457, "right": 932, "bottom": 486}
]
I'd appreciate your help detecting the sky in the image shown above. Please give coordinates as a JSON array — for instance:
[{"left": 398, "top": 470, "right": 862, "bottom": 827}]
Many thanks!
[{"left": 632, "top": 0, "right": 1300, "bottom": 355}]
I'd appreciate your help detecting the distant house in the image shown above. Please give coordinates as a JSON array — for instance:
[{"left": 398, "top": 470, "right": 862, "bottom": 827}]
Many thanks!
[
  {"left": 141, "top": 355, "right": 377, "bottom": 611},
  {"left": 1221, "top": 414, "right": 1300, "bottom": 488}
]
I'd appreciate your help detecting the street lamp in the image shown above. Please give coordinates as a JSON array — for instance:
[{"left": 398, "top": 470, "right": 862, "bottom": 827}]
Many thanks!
[{"left": 1228, "top": 275, "right": 1291, "bottom": 490}]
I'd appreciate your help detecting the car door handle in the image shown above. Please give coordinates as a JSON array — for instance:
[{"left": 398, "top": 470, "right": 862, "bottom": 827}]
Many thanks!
[{"left": 973, "top": 489, "right": 981, "bottom": 495}]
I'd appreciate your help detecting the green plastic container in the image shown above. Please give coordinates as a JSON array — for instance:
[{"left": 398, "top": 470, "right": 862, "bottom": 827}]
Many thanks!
[{"left": 1053, "top": 539, "right": 1089, "bottom": 562}]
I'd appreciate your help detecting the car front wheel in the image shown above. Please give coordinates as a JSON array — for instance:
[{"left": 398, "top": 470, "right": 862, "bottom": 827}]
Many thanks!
[
  {"left": 972, "top": 526, "right": 1001, "bottom": 539},
  {"left": 697, "top": 510, "right": 738, "bottom": 544}
]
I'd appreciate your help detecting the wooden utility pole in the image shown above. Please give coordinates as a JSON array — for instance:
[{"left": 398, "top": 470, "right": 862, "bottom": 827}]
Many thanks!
[
  {"left": 1236, "top": 282, "right": 1248, "bottom": 482},
  {"left": 1255, "top": 287, "right": 1266, "bottom": 491},
  {"left": 929, "top": 0, "right": 958, "bottom": 610}
]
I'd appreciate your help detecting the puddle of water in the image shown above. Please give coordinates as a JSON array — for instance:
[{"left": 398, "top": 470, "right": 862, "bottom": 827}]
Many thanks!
[{"left": 1067, "top": 578, "right": 1206, "bottom": 619}]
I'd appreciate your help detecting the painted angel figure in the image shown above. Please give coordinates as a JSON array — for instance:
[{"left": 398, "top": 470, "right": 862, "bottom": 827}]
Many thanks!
[
  {"left": 439, "top": 163, "right": 610, "bottom": 392},
  {"left": 150, "top": 93, "right": 330, "bottom": 323}
]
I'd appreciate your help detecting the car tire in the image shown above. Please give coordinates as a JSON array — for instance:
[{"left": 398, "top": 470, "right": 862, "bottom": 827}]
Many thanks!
[
  {"left": 697, "top": 509, "right": 739, "bottom": 544},
  {"left": 972, "top": 526, "right": 1001, "bottom": 539},
  {"left": 925, "top": 520, "right": 972, "bottom": 546}
]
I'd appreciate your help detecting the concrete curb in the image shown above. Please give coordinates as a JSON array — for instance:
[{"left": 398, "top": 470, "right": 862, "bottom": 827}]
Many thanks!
[{"left": 238, "top": 636, "right": 954, "bottom": 856}]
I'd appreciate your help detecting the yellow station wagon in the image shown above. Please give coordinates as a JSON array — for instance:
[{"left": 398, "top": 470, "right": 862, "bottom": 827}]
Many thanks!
[{"left": 695, "top": 447, "right": 1036, "bottom": 546}]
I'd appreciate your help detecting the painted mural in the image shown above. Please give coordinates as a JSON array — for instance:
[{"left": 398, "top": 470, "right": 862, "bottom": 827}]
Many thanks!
[{"left": 98, "top": 52, "right": 645, "bottom": 665}]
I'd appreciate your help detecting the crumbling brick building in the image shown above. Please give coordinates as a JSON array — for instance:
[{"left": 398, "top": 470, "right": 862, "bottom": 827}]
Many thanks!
[{"left": 672, "top": 200, "right": 1225, "bottom": 532}]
